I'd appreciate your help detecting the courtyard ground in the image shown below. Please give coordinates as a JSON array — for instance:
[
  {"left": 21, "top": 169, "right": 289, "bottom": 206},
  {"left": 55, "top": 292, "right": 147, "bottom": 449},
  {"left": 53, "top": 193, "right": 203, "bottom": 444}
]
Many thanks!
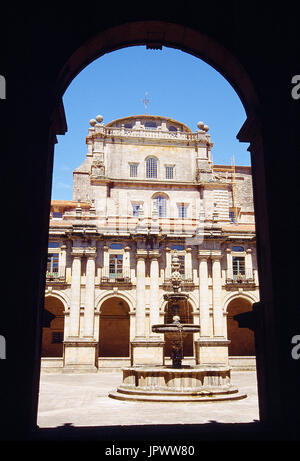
[{"left": 37, "top": 370, "right": 259, "bottom": 429}]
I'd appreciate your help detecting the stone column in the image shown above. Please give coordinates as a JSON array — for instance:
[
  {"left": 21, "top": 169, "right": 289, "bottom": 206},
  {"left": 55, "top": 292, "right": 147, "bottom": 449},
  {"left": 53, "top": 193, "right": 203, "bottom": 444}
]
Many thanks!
[
  {"left": 185, "top": 247, "right": 192, "bottom": 280},
  {"left": 135, "top": 250, "right": 147, "bottom": 339},
  {"left": 102, "top": 245, "right": 109, "bottom": 278},
  {"left": 226, "top": 248, "right": 233, "bottom": 280},
  {"left": 211, "top": 252, "right": 224, "bottom": 337},
  {"left": 198, "top": 250, "right": 211, "bottom": 337},
  {"left": 123, "top": 246, "right": 131, "bottom": 279},
  {"left": 131, "top": 249, "right": 164, "bottom": 366},
  {"left": 246, "top": 248, "right": 253, "bottom": 279},
  {"left": 84, "top": 249, "right": 96, "bottom": 337},
  {"left": 149, "top": 251, "right": 160, "bottom": 336},
  {"left": 59, "top": 243, "right": 67, "bottom": 279},
  {"left": 69, "top": 250, "right": 82, "bottom": 337},
  {"left": 165, "top": 247, "right": 171, "bottom": 280}
]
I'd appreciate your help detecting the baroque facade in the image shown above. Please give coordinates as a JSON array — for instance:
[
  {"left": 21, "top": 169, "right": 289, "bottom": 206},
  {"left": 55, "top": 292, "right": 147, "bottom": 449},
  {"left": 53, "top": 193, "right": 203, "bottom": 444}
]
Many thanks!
[{"left": 42, "top": 114, "right": 259, "bottom": 372}]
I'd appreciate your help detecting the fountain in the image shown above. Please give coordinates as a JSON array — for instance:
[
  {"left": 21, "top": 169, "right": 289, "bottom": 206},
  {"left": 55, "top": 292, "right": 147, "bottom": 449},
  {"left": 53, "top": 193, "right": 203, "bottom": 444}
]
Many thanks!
[{"left": 109, "top": 253, "right": 247, "bottom": 402}]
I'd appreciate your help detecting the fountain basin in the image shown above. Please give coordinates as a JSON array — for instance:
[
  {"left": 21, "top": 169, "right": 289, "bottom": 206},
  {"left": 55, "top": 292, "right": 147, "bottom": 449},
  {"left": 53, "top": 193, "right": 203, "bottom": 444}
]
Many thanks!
[
  {"left": 152, "top": 324, "right": 200, "bottom": 334},
  {"left": 108, "top": 366, "right": 247, "bottom": 402}
]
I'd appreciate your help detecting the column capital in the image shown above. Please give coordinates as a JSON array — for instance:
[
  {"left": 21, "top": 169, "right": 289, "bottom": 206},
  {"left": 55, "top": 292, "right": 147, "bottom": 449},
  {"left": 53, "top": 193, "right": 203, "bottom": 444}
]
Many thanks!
[
  {"left": 85, "top": 247, "right": 97, "bottom": 258},
  {"left": 246, "top": 248, "right": 253, "bottom": 253},
  {"left": 225, "top": 248, "right": 231, "bottom": 253},
  {"left": 198, "top": 250, "right": 211, "bottom": 259},
  {"left": 148, "top": 250, "right": 160, "bottom": 259},
  {"left": 71, "top": 249, "right": 84, "bottom": 258},
  {"left": 136, "top": 249, "right": 148, "bottom": 259},
  {"left": 211, "top": 251, "right": 223, "bottom": 260}
]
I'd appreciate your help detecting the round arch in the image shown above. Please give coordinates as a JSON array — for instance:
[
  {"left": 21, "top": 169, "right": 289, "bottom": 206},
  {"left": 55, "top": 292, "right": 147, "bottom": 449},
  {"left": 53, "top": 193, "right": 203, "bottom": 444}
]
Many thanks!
[
  {"left": 54, "top": 21, "right": 259, "bottom": 120},
  {"left": 42, "top": 295, "right": 65, "bottom": 357},
  {"left": 223, "top": 291, "right": 259, "bottom": 314},
  {"left": 98, "top": 296, "right": 130, "bottom": 358},
  {"left": 95, "top": 290, "right": 135, "bottom": 314},
  {"left": 226, "top": 296, "right": 256, "bottom": 357},
  {"left": 44, "top": 289, "right": 70, "bottom": 311}
]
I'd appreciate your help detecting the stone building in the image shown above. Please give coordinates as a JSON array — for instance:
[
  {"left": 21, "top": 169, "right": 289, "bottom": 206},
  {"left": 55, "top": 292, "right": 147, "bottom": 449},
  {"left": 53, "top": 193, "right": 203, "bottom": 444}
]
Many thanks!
[{"left": 42, "top": 114, "right": 259, "bottom": 372}]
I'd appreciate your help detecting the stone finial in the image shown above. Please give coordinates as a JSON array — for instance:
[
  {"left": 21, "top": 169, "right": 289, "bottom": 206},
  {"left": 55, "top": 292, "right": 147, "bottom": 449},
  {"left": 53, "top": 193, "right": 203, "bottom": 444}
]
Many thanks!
[
  {"left": 203, "top": 125, "right": 209, "bottom": 132},
  {"left": 96, "top": 115, "right": 103, "bottom": 123},
  {"left": 197, "top": 121, "right": 205, "bottom": 130},
  {"left": 89, "top": 119, "right": 96, "bottom": 126}
]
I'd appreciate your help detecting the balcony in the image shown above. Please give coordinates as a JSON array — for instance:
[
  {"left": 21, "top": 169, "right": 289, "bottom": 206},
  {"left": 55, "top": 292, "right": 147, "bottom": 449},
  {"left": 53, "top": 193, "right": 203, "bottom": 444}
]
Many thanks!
[
  {"left": 226, "top": 269, "right": 255, "bottom": 287},
  {"left": 100, "top": 267, "right": 132, "bottom": 286},
  {"left": 45, "top": 271, "right": 66, "bottom": 285}
]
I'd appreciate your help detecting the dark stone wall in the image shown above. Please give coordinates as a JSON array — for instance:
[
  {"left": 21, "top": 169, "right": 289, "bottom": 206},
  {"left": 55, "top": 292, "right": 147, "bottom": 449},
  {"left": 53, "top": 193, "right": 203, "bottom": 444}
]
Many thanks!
[{"left": 0, "top": 2, "right": 299, "bottom": 440}]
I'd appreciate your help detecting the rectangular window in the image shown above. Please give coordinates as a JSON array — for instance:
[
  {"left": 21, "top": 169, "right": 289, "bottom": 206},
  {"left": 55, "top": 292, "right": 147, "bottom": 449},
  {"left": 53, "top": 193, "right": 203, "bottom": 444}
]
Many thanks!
[
  {"left": 52, "top": 212, "right": 62, "bottom": 219},
  {"left": 165, "top": 166, "right": 174, "bottom": 179},
  {"left": 232, "top": 256, "right": 245, "bottom": 279},
  {"left": 229, "top": 211, "right": 235, "bottom": 223},
  {"left": 109, "top": 254, "right": 123, "bottom": 278},
  {"left": 47, "top": 253, "right": 59, "bottom": 277},
  {"left": 178, "top": 204, "right": 187, "bottom": 218},
  {"left": 132, "top": 204, "right": 140, "bottom": 217},
  {"left": 129, "top": 163, "right": 138, "bottom": 178}
]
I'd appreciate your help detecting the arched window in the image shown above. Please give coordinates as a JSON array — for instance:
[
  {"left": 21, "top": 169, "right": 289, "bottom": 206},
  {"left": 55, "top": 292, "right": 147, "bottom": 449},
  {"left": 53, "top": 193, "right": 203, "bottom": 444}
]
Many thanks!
[
  {"left": 232, "top": 246, "right": 244, "bottom": 252},
  {"left": 110, "top": 243, "right": 123, "bottom": 250},
  {"left": 146, "top": 157, "right": 158, "bottom": 178},
  {"left": 154, "top": 195, "right": 167, "bottom": 217}
]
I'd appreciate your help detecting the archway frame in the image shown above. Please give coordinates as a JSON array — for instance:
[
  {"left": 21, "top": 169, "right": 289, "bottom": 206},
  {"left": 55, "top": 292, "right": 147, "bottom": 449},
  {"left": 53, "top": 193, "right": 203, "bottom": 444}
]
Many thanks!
[
  {"left": 47, "top": 19, "right": 278, "bottom": 429},
  {"left": 223, "top": 291, "right": 259, "bottom": 314}
]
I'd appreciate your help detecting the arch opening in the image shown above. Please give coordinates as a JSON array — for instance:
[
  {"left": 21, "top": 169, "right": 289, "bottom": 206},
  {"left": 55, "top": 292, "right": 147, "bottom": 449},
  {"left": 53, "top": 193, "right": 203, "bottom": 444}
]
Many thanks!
[
  {"left": 99, "top": 297, "right": 130, "bottom": 358},
  {"left": 41, "top": 296, "right": 65, "bottom": 358},
  {"left": 227, "top": 297, "right": 255, "bottom": 357}
]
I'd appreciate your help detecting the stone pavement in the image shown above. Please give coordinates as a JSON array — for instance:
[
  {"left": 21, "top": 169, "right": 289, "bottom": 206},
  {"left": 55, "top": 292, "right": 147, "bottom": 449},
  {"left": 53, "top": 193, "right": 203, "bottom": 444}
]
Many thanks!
[{"left": 37, "top": 370, "right": 259, "bottom": 429}]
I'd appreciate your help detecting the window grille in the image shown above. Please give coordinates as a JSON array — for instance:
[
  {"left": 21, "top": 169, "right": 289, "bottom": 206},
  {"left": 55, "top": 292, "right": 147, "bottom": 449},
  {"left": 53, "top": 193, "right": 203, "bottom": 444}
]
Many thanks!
[
  {"left": 146, "top": 157, "right": 158, "bottom": 178},
  {"left": 165, "top": 166, "right": 174, "bottom": 179},
  {"left": 129, "top": 163, "right": 138, "bottom": 177},
  {"left": 154, "top": 195, "right": 167, "bottom": 217}
]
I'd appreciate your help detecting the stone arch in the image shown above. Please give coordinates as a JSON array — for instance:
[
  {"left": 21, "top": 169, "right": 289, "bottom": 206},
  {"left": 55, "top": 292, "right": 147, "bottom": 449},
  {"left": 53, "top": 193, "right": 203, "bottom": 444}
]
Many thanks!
[
  {"left": 226, "top": 296, "right": 256, "bottom": 357},
  {"left": 55, "top": 21, "right": 259, "bottom": 117},
  {"left": 98, "top": 296, "right": 130, "bottom": 358},
  {"left": 223, "top": 291, "right": 259, "bottom": 314},
  {"left": 41, "top": 295, "right": 65, "bottom": 357},
  {"left": 95, "top": 290, "right": 135, "bottom": 314},
  {"left": 44, "top": 289, "right": 70, "bottom": 311}
]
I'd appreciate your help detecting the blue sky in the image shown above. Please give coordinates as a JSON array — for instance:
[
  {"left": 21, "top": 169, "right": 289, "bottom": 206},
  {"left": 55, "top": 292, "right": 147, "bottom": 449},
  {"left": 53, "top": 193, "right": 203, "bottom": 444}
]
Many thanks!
[{"left": 52, "top": 46, "right": 250, "bottom": 200}]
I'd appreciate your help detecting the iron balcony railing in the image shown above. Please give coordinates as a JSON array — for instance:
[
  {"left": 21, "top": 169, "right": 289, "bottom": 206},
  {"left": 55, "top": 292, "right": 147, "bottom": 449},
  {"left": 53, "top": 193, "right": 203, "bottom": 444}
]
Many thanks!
[
  {"left": 101, "top": 266, "right": 131, "bottom": 282},
  {"left": 226, "top": 268, "right": 255, "bottom": 283}
]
